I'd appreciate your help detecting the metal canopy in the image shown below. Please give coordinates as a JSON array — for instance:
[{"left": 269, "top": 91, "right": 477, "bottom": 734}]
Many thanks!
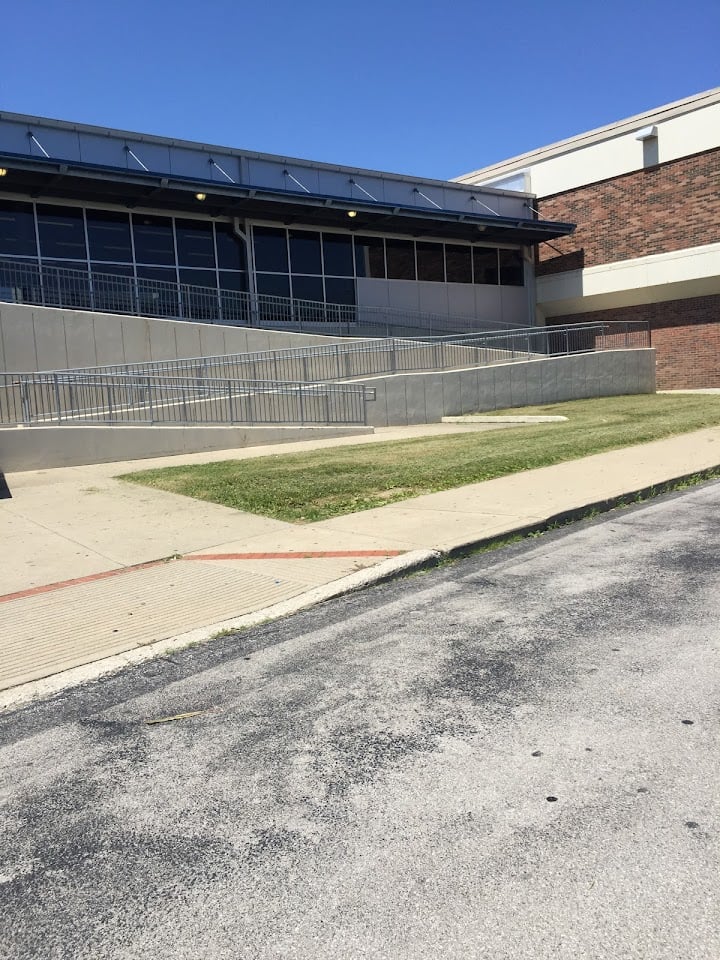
[{"left": 0, "top": 152, "right": 575, "bottom": 245}]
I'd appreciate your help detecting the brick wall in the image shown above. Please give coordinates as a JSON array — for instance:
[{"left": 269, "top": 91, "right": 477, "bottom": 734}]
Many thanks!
[
  {"left": 546, "top": 295, "right": 720, "bottom": 390},
  {"left": 536, "top": 148, "right": 720, "bottom": 276}
]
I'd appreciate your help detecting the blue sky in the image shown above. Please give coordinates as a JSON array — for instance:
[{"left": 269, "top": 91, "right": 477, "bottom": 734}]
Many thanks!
[{"left": 2, "top": 0, "right": 718, "bottom": 180}]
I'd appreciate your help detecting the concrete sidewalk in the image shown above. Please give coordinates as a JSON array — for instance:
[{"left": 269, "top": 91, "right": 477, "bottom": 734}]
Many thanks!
[{"left": 2, "top": 421, "right": 720, "bottom": 708}]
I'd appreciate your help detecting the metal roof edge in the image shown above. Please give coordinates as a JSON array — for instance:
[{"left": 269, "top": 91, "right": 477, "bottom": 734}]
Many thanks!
[
  {"left": 453, "top": 86, "right": 720, "bottom": 183},
  {"left": 0, "top": 109, "right": 531, "bottom": 200}
]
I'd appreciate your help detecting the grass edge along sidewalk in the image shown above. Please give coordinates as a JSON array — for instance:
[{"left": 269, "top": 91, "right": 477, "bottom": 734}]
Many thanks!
[{"left": 120, "top": 394, "right": 720, "bottom": 523}]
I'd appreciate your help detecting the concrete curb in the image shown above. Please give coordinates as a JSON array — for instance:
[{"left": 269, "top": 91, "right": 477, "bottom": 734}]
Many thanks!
[{"left": 2, "top": 464, "right": 719, "bottom": 713}]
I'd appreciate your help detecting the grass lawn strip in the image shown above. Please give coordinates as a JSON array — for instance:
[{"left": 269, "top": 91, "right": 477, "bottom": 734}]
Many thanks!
[{"left": 119, "top": 395, "right": 720, "bottom": 523}]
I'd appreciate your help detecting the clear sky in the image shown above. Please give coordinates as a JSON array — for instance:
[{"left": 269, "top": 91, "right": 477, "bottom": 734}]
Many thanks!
[{"left": 2, "top": 0, "right": 718, "bottom": 181}]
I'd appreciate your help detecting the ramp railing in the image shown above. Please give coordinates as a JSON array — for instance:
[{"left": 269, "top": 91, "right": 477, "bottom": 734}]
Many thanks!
[
  {"left": 0, "top": 372, "right": 372, "bottom": 427},
  {"left": 33, "top": 321, "right": 651, "bottom": 385},
  {"left": 0, "top": 257, "right": 520, "bottom": 338}
]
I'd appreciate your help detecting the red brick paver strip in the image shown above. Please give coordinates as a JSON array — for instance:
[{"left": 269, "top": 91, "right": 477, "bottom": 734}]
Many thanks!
[{"left": 0, "top": 558, "right": 170, "bottom": 605}]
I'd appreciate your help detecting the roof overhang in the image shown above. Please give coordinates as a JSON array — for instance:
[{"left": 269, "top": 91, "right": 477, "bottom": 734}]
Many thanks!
[{"left": 0, "top": 153, "right": 576, "bottom": 246}]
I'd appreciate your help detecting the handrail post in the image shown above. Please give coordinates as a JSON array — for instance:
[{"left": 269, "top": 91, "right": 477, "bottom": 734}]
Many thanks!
[
  {"left": 53, "top": 373, "right": 61, "bottom": 423},
  {"left": 228, "top": 380, "right": 235, "bottom": 423}
]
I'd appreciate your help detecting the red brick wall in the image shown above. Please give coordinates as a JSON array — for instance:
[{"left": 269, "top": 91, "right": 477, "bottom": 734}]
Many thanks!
[
  {"left": 546, "top": 295, "right": 720, "bottom": 390},
  {"left": 536, "top": 148, "right": 720, "bottom": 276}
]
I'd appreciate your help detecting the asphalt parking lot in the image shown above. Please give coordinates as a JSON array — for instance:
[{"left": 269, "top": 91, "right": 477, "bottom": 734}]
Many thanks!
[{"left": 1, "top": 480, "right": 719, "bottom": 960}]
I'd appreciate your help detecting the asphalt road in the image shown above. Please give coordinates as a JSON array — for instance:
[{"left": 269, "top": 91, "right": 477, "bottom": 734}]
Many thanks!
[{"left": 2, "top": 481, "right": 720, "bottom": 960}]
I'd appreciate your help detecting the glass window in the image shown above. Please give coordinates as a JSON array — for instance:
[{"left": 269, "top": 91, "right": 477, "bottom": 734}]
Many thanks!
[
  {"left": 175, "top": 219, "right": 215, "bottom": 269},
  {"left": 354, "top": 236, "right": 385, "bottom": 278},
  {"left": 289, "top": 230, "right": 322, "bottom": 275},
  {"left": 473, "top": 247, "right": 499, "bottom": 285},
  {"left": 322, "top": 233, "right": 353, "bottom": 276},
  {"left": 90, "top": 264, "right": 134, "bottom": 315},
  {"left": 86, "top": 210, "right": 132, "bottom": 262},
  {"left": 325, "top": 277, "right": 356, "bottom": 306},
  {"left": 0, "top": 199, "right": 37, "bottom": 257},
  {"left": 179, "top": 268, "right": 217, "bottom": 289},
  {"left": 216, "top": 224, "right": 246, "bottom": 270},
  {"left": 291, "top": 275, "right": 324, "bottom": 302},
  {"left": 0, "top": 258, "right": 41, "bottom": 305},
  {"left": 416, "top": 242, "right": 445, "bottom": 282},
  {"left": 137, "top": 265, "right": 176, "bottom": 283},
  {"left": 499, "top": 248, "right": 525, "bottom": 286},
  {"left": 253, "top": 226, "right": 288, "bottom": 273},
  {"left": 136, "top": 265, "right": 179, "bottom": 317},
  {"left": 42, "top": 260, "right": 90, "bottom": 309},
  {"left": 91, "top": 262, "right": 133, "bottom": 278},
  {"left": 132, "top": 214, "right": 175, "bottom": 265},
  {"left": 219, "top": 270, "right": 247, "bottom": 292},
  {"left": 37, "top": 205, "right": 87, "bottom": 260},
  {"left": 445, "top": 244, "right": 472, "bottom": 284},
  {"left": 256, "top": 273, "right": 290, "bottom": 299},
  {"left": 386, "top": 238, "right": 415, "bottom": 280}
]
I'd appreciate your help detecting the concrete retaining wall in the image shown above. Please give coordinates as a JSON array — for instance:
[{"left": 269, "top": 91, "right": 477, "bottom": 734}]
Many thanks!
[
  {"left": 0, "top": 424, "right": 374, "bottom": 472},
  {"left": 356, "top": 349, "right": 656, "bottom": 426},
  {"left": 0, "top": 303, "right": 348, "bottom": 373}
]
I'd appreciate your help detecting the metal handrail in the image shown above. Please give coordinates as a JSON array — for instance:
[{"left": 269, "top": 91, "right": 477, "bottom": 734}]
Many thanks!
[
  {"left": 0, "top": 370, "right": 371, "bottom": 427},
  {"left": 28, "top": 320, "right": 651, "bottom": 385},
  {"left": 0, "top": 256, "right": 521, "bottom": 338}
]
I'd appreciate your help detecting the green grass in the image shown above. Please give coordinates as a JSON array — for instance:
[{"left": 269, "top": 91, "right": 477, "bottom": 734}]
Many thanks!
[{"left": 119, "top": 394, "right": 720, "bottom": 522}]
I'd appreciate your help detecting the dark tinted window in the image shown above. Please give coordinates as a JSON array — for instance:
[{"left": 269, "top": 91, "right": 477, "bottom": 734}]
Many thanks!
[
  {"left": 137, "top": 265, "right": 177, "bottom": 284},
  {"left": 219, "top": 270, "right": 248, "bottom": 292},
  {"left": 292, "top": 275, "right": 324, "bottom": 302},
  {"left": 386, "top": 239, "right": 415, "bottom": 280},
  {"left": 416, "top": 242, "right": 444, "bottom": 282},
  {"left": 289, "top": 230, "right": 322, "bottom": 274},
  {"left": 473, "top": 247, "right": 499, "bottom": 285},
  {"left": 179, "top": 268, "right": 217, "bottom": 289},
  {"left": 86, "top": 210, "right": 132, "bottom": 262},
  {"left": 325, "top": 277, "right": 356, "bottom": 305},
  {"left": 354, "top": 236, "right": 385, "bottom": 278},
  {"left": 322, "top": 233, "right": 353, "bottom": 276},
  {"left": 499, "top": 248, "right": 525, "bottom": 286},
  {"left": 91, "top": 263, "right": 133, "bottom": 277},
  {"left": 0, "top": 199, "right": 37, "bottom": 257},
  {"left": 133, "top": 215, "right": 175, "bottom": 265},
  {"left": 175, "top": 219, "right": 215, "bottom": 269},
  {"left": 445, "top": 245, "right": 472, "bottom": 284},
  {"left": 253, "top": 227, "right": 288, "bottom": 273},
  {"left": 42, "top": 260, "right": 90, "bottom": 308},
  {"left": 216, "top": 224, "right": 246, "bottom": 270},
  {"left": 37, "top": 205, "right": 87, "bottom": 260},
  {"left": 136, "top": 265, "right": 179, "bottom": 317},
  {"left": 256, "top": 273, "right": 290, "bottom": 298},
  {"left": 90, "top": 265, "right": 134, "bottom": 314}
]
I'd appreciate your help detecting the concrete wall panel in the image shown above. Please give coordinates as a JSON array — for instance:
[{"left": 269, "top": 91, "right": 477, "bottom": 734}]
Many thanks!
[
  {"left": 1, "top": 304, "right": 349, "bottom": 372},
  {"left": 92, "top": 313, "right": 125, "bottom": 367},
  {"left": 34, "top": 311, "right": 69, "bottom": 371},
  {"left": 345, "top": 350, "right": 655, "bottom": 427},
  {"left": 0, "top": 424, "right": 372, "bottom": 472},
  {"left": 1, "top": 305, "right": 39, "bottom": 371}
]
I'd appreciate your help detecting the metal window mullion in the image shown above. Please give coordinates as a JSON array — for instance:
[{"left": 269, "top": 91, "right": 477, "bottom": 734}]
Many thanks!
[
  {"left": 30, "top": 201, "right": 49, "bottom": 307},
  {"left": 285, "top": 229, "right": 295, "bottom": 322},
  {"left": 211, "top": 222, "right": 222, "bottom": 322},
  {"left": 170, "top": 217, "right": 182, "bottom": 319},
  {"left": 128, "top": 213, "right": 141, "bottom": 315}
]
